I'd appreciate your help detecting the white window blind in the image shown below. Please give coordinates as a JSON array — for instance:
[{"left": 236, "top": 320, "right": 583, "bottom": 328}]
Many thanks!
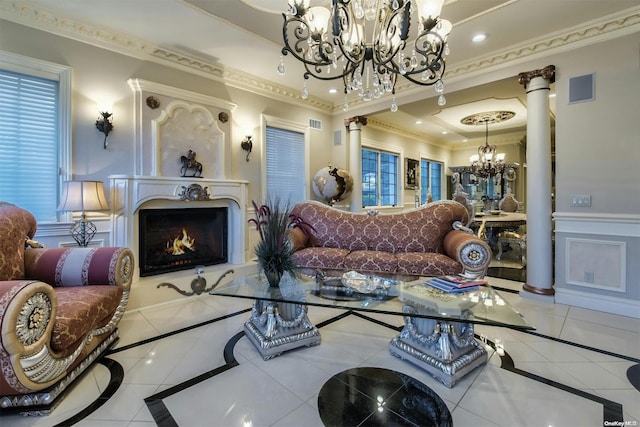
[
  {"left": 0, "top": 70, "right": 59, "bottom": 221},
  {"left": 265, "top": 125, "right": 305, "bottom": 204}
]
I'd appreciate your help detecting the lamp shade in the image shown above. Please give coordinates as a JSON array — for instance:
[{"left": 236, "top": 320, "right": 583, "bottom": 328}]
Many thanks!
[{"left": 58, "top": 181, "right": 109, "bottom": 212}]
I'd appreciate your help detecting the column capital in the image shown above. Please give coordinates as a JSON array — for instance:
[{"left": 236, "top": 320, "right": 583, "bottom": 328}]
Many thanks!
[
  {"left": 518, "top": 65, "right": 556, "bottom": 87},
  {"left": 344, "top": 116, "right": 367, "bottom": 130}
]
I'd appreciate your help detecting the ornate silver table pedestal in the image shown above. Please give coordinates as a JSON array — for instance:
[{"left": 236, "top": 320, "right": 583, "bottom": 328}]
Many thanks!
[
  {"left": 243, "top": 300, "right": 321, "bottom": 360},
  {"left": 389, "top": 306, "right": 487, "bottom": 388}
]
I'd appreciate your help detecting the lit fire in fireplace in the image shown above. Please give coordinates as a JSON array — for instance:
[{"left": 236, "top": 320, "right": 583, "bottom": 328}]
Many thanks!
[{"left": 165, "top": 228, "right": 196, "bottom": 255}]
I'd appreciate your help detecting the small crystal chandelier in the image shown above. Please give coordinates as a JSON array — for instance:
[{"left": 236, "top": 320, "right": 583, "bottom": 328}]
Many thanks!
[
  {"left": 279, "top": 0, "right": 452, "bottom": 112},
  {"left": 462, "top": 111, "right": 515, "bottom": 178}
]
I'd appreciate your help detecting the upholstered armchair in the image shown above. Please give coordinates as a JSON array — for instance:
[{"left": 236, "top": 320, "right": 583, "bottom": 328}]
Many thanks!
[{"left": 0, "top": 202, "right": 134, "bottom": 414}]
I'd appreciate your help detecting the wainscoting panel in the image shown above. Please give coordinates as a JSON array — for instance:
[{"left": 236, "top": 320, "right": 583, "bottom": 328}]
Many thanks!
[
  {"left": 554, "top": 212, "right": 639, "bottom": 318},
  {"left": 565, "top": 238, "right": 626, "bottom": 292}
]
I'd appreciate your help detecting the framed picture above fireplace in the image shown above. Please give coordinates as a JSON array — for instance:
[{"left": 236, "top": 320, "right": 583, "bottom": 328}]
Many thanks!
[{"left": 138, "top": 207, "right": 228, "bottom": 277}]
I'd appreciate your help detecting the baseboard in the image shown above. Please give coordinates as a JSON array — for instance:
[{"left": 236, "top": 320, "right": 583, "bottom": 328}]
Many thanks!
[{"left": 555, "top": 288, "right": 640, "bottom": 319}]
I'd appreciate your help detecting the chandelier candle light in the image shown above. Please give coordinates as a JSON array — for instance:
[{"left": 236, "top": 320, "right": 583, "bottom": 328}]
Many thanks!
[{"left": 280, "top": 0, "right": 452, "bottom": 111}]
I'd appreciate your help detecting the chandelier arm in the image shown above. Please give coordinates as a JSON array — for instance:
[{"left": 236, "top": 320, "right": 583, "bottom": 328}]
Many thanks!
[
  {"left": 331, "top": 2, "right": 368, "bottom": 66},
  {"left": 400, "top": 60, "right": 446, "bottom": 86},
  {"left": 372, "top": 3, "right": 409, "bottom": 65}
]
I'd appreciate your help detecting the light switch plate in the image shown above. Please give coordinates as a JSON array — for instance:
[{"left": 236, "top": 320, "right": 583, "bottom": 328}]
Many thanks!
[{"left": 570, "top": 194, "right": 591, "bottom": 207}]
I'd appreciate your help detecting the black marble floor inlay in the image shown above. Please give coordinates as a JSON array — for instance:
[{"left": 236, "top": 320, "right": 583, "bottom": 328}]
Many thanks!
[
  {"left": 317, "top": 367, "right": 452, "bottom": 427},
  {"left": 627, "top": 364, "right": 640, "bottom": 392}
]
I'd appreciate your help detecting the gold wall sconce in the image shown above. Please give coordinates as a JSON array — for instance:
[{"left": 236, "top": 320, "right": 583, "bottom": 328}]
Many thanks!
[
  {"left": 241, "top": 136, "right": 252, "bottom": 162},
  {"left": 96, "top": 111, "right": 113, "bottom": 149}
]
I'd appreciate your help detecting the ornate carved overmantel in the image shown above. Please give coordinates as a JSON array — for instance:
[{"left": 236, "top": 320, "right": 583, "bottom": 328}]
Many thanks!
[{"left": 110, "top": 80, "right": 247, "bottom": 278}]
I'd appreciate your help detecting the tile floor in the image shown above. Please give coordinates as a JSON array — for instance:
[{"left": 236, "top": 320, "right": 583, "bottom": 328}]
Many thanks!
[{"left": 1, "top": 274, "right": 639, "bottom": 427}]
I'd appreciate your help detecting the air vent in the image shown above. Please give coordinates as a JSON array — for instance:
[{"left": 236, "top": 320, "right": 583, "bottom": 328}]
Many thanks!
[{"left": 309, "top": 118, "right": 322, "bottom": 130}]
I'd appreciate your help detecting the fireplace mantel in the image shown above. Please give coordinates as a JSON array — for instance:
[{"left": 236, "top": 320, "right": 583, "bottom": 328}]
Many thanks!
[{"left": 109, "top": 175, "right": 249, "bottom": 276}]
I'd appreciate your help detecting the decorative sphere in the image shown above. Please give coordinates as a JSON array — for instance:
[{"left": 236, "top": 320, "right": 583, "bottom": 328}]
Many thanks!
[{"left": 312, "top": 165, "right": 353, "bottom": 205}]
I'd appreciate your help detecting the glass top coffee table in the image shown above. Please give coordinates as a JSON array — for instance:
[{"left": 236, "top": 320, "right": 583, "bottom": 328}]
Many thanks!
[{"left": 210, "top": 272, "right": 533, "bottom": 387}]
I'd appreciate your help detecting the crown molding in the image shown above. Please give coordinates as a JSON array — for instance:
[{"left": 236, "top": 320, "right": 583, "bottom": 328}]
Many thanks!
[
  {"left": 148, "top": 48, "right": 333, "bottom": 113},
  {"left": 447, "top": 7, "right": 640, "bottom": 79},
  {"left": 2, "top": 1, "right": 638, "bottom": 117},
  {"left": 337, "top": 7, "right": 640, "bottom": 114},
  {"left": 0, "top": 0, "right": 334, "bottom": 114},
  {"left": 366, "top": 117, "right": 450, "bottom": 149}
]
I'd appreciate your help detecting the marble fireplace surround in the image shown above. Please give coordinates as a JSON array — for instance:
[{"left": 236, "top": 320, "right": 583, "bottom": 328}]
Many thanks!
[
  {"left": 109, "top": 79, "right": 248, "bottom": 279},
  {"left": 109, "top": 176, "right": 248, "bottom": 279}
]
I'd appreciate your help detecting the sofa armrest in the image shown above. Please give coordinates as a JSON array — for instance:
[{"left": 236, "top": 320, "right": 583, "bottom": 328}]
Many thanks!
[
  {"left": 0, "top": 280, "right": 63, "bottom": 394},
  {"left": 23, "top": 247, "right": 134, "bottom": 290},
  {"left": 443, "top": 230, "right": 492, "bottom": 277}
]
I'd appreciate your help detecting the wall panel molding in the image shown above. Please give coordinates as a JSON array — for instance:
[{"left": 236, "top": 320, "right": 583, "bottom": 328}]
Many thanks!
[{"left": 554, "top": 212, "right": 640, "bottom": 237}]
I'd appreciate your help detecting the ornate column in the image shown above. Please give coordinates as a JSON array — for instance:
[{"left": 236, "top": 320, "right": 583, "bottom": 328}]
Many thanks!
[
  {"left": 345, "top": 116, "right": 367, "bottom": 212},
  {"left": 518, "top": 65, "right": 555, "bottom": 300}
]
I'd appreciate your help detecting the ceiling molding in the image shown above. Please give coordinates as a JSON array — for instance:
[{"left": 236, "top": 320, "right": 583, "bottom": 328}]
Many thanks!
[
  {"left": 366, "top": 118, "right": 450, "bottom": 149},
  {"left": 0, "top": 0, "right": 334, "bottom": 114},
  {"left": 447, "top": 7, "right": 640, "bottom": 79},
  {"left": 342, "top": 7, "right": 640, "bottom": 114},
  {"left": 2, "top": 1, "right": 638, "bottom": 117},
  {"left": 149, "top": 48, "right": 334, "bottom": 113}
]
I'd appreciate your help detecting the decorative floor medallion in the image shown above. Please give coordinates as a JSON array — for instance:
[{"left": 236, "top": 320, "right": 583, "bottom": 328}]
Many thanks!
[{"left": 318, "top": 367, "right": 452, "bottom": 427}]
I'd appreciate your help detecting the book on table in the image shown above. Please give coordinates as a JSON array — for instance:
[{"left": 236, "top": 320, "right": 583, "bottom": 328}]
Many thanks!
[{"left": 424, "top": 275, "right": 488, "bottom": 293}]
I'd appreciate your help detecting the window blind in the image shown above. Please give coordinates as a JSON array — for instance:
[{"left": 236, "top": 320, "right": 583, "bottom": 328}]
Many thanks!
[
  {"left": 0, "top": 70, "right": 59, "bottom": 221},
  {"left": 265, "top": 125, "right": 305, "bottom": 204}
]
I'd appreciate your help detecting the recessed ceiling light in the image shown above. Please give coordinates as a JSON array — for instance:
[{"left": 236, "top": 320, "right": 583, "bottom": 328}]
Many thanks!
[
  {"left": 329, "top": 88, "right": 338, "bottom": 94},
  {"left": 463, "top": 138, "right": 468, "bottom": 142},
  {"left": 441, "top": 131, "right": 448, "bottom": 135},
  {"left": 416, "top": 120, "right": 423, "bottom": 125},
  {"left": 472, "top": 33, "right": 487, "bottom": 43}
]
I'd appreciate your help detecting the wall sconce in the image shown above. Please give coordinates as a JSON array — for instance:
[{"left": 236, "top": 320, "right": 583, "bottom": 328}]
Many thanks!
[
  {"left": 241, "top": 135, "right": 252, "bottom": 162},
  {"left": 96, "top": 111, "right": 113, "bottom": 149},
  {"left": 58, "top": 180, "right": 110, "bottom": 247}
]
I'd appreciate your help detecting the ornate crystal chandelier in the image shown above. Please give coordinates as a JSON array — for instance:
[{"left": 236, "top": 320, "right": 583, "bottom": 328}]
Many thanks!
[
  {"left": 462, "top": 111, "right": 515, "bottom": 178},
  {"left": 279, "top": 0, "right": 452, "bottom": 112}
]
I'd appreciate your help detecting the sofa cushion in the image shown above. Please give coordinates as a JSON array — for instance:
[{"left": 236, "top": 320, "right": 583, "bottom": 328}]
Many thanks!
[
  {"left": 292, "top": 247, "right": 350, "bottom": 270},
  {"left": 344, "top": 250, "right": 397, "bottom": 274},
  {"left": 50, "top": 285, "right": 123, "bottom": 357},
  {"left": 395, "top": 252, "right": 463, "bottom": 277},
  {"left": 0, "top": 203, "right": 38, "bottom": 281}
]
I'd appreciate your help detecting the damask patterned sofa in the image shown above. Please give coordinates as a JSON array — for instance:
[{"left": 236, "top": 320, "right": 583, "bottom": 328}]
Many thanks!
[
  {"left": 290, "top": 200, "right": 491, "bottom": 278},
  {"left": 0, "top": 202, "right": 134, "bottom": 414}
]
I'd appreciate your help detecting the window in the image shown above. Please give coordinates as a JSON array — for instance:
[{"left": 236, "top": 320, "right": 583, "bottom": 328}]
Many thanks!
[
  {"left": 362, "top": 148, "right": 398, "bottom": 207},
  {"left": 264, "top": 120, "right": 307, "bottom": 204},
  {"left": 0, "top": 51, "right": 71, "bottom": 222},
  {"left": 420, "top": 159, "right": 443, "bottom": 203}
]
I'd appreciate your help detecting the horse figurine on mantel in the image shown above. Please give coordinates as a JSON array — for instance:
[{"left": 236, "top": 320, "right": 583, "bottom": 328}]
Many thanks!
[{"left": 180, "top": 149, "right": 203, "bottom": 177}]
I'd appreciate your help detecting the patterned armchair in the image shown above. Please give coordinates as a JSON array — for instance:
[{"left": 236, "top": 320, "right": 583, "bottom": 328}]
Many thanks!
[{"left": 0, "top": 202, "right": 134, "bottom": 414}]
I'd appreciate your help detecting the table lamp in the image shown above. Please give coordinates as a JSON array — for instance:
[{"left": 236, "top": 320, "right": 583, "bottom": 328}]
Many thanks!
[{"left": 58, "top": 180, "right": 110, "bottom": 246}]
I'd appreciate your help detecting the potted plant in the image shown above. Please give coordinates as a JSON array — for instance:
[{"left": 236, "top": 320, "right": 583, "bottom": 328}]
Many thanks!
[{"left": 248, "top": 199, "right": 313, "bottom": 287}]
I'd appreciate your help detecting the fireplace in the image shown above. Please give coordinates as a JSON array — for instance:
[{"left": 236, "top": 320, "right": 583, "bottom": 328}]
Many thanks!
[{"left": 138, "top": 207, "right": 228, "bottom": 276}]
